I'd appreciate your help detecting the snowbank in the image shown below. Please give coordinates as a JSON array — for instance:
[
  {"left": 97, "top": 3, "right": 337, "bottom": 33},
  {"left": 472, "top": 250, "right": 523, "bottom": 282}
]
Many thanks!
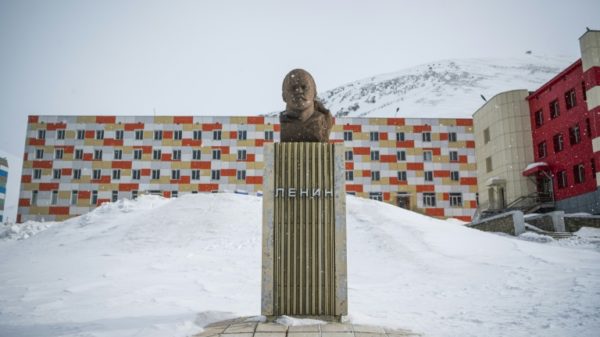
[{"left": 0, "top": 193, "right": 598, "bottom": 337}]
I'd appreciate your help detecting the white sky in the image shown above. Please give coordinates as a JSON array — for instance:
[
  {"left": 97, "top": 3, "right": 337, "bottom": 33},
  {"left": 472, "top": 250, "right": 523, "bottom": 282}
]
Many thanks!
[{"left": 0, "top": 0, "right": 599, "bottom": 171}]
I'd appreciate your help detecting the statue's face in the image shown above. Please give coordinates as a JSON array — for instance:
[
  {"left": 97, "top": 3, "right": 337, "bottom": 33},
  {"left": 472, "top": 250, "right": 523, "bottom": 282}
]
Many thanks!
[{"left": 283, "top": 71, "right": 316, "bottom": 113}]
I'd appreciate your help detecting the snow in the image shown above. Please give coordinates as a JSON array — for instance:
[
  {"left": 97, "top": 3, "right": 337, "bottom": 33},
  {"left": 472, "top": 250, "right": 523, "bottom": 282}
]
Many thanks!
[
  {"left": 321, "top": 55, "right": 574, "bottom": 118},
  {"left": 0, "top": 193, "right": 599, "bottom": 337},
  {"left": 523, "top": 162, "right": 548, "bottom": 172},
  {"left": 274, "top": 315, "right": 327, "bottom": 326}
]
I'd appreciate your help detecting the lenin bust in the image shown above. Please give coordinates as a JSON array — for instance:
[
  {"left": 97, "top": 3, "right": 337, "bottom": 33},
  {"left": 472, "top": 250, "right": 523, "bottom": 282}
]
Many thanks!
[{"left": 279, "top": 69, "right": 333, "bottom": 142}]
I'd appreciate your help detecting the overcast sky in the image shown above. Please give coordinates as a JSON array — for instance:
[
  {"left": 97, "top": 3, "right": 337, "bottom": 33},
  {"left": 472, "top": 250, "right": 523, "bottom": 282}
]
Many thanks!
[{"left": 0, "top": 0, "right": 599, "bottom": 220}]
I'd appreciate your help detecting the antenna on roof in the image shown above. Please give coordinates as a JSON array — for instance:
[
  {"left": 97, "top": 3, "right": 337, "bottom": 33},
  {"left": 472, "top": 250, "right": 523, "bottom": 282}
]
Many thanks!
[{"left": 480, "top": 94, "right": 487, "bottom": 102}]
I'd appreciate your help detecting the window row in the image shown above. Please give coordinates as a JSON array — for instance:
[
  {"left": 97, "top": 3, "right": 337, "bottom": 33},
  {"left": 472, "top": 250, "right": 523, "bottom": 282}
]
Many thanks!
[
  {"left": 36, "top": 129, "right": 275, "bottom": 141},
  {"left": 344, "top": 170, "right": 460, "bottom": 182},
  {"left": 36, "top": 148, "right": 251, "bottom": 161},
  {"left": 343, "top": 131, "right": 458, "bottom": 143},
  {"left": 556, "top": 161, "right": 596, "bottom": 188},
  {"left": 534, "top": 86, "right": 584, "bottom": 128},
  {"left": 34, "top": 168, "right": 248, "bottom": 182},
  {"left": 345, "top": 150, "right": 461, "bottom": 162}
]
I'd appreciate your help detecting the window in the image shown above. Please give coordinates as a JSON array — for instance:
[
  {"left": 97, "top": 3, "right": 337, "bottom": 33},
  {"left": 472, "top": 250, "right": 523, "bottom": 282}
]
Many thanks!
[
  {"left": 422, "top": 132, "right": 431, "bottom": 142},
  {"left": 550, "top": 100, "right": 560, "bottom": 119},
  {"left": 114, "top": 149, "right": 122, "bottom": 160},
  {"left": 424, "top": 171, "right": 433, "bottom": 182},
  {"left": 96, "top": 130, "right": 104, "bottom": 140},
  {"left": 569, "top": 124, "right": 581, "bottom": 145},
  {"left": 423, "top": 151, "right": 432, "bottom": 162},
  {"left": 135, "top": 130, "right": 144, "bottom": 140},
  {"left": 211, "top": 170, "right": 221, "bottom": 180},
  {"left": 485, "top": 157, "right": 492, "bottom": 173},
  {"left": 449, "top": 193, "right": 462, "bottom": 207},
  {"left": 171, "top": 169, "right": 180, "bottom": 180},
  {"left": 91, "top": 191, "right": 98, "bottom": 205},
  {"left": 370, "top": 150, "right": 380, "bottom": 161},
  {"left": 173, "top": 149, "right": 181, "bottom": 160},
  {"left": 132, "top": 190, "right": 138, "bottom": 199},
  {"left": 237, "top": 170, "right": 246, "bottom": 180},
  {"left": 592, "top": 159, "right": 597, "bottom": 179},
  {"left": 586, "top": 118, "right": 592, "bottom": 137},
  {"left": 115, "top": 130, "right": 124, "bottom": 140},
  {"left": 112, "top": 191, "right": 118, "bottom": 202},
  {"left": 369, "top": 132, "right": 379, "bottom": 141},
  {"left": 35, "top": 149, "right": 44, "bottom": 159},
  {"left": 422, "top": 193, "right": 436, "bottom": 207},
  {"left": 33, "top": 169, "right": 42, "bottom": 180},
  {"left": 173, "top": 130, "right": 182, "bottom": 140},
  {"left": 451, "top": 171, "right": 459, "bottom": 181},
  {"left": 94, "top": 149, "right": 102, "bottom": 160},
  {"left": 57, "top": 130, "right": 65, "bottom": 140},
  {"left": 565, "top": 88, "right": 576, "bottom": 109},
  {"left": 573, "top": 164, "right": 585, "bottom": 184},
  {"left": 538, "top": 142, "right": 547, "bottom": 158},
  {"left": 237, "top": 130, "right": 247, "bottom": 140},
  {"left": 132, "top": 169, "right": 140, "bottom": 180},
  {"left": 397, "top": 151, "right": 406, "bottom": 161},
  {"left": 582, "top": 81, "right": 587, "bottom": 101},
  {"left": 237, "top": 149, "right": 247, "bottom": 160},
  {"left": 51, "top": 190, "right": 58, "bottom": 205},
  {"left": 112, "top": 169, "right": 121, "bottom": 180},
  {"left": 369, "top": 192, "right": 383, "bottom": 201},
  {"left": 71, "top": 191, "right": 78, "bottom": 205},
  {"left": 192, "top": 170, "right": 200, "bottom": 180},
  {"left": 73, "top": 169, "right": 81, "bottom": 180},
  {"left": 371, "top": 171, "right": 380, "bottom": 181},
  {"left": 38, "top": 130, "right": 46, "bottom": 139},
  {"left": 343, "top": 131, "right": 353, "bottom": 141},
  {"left": 345, "top": 151, "right": 353, "bottom": 161},
  {"left": 55, "top": 149, "right": 64, "bottom": 159},
  {"left": 553, "top": 133, "right": 564, "bottom": 152},
  {"left": 193, "top": 150, "right": 201, "bottom": 160},
  {"left": 172, "top": 191, "right": 178, "bottom": 198},
  {"left": 213, "top": 130, "right": 222, "bottom": 140},
  {"left": 77, "top": 130, "right": 85, "bottom": 140},
  {"left": 396, "top": 132, "right": 405, "bottom": 141},
  {"left": 483, "top": 128, "right": 490, "bottom": 144},
  {"left": 398, "top": 171, "right": 407, "bottom": 181},
  {"left": 449, "top": 151, "right": 458, "bottom": 162},
  {"left": 534, "top": 110, "right": 544, "bottom": 128},
  {"left": 153, "top": 149, "right": 162, "bottom": 160},
  {"left": 152, "top": 169, "right": 160, "bottom": 180},
  {"left": 448, "top": 132, "right": 457, "bottom": 142},
  {"left": 345, "top": 171, "right": 354, "bottom": 181},
  {"left": 212, "top": 149, "right": 221, "bottom": 160},
  {"left": 75, "top": 149, "right": 83, "bottom": 160},
  {"left": 93, "top": 169, "right": 101, "bottom": 180},
  {"left": 134, "top": 149, "right": 142, "bottom": 160},
  {"left": 154, "top": 130, "right": 163, "bottom": 140},
  {"left": 556, "top": 170, "right": 567, "bottom": 188},
  {"left": 53, "top": 169, "right": 61, "bottom": 179},
  {"left": 193, "top": 130, "right": 202, "bottom": 140},
  {"left": 265, "top": 131, "right": 274, "bottom": 140},
  {"left": 31, "top": 190, "right": 38, "bottom": 205}
]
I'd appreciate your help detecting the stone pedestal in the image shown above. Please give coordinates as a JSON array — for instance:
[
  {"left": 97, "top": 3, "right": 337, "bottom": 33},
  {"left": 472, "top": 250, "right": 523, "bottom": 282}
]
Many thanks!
[{"left": 262, "top": 142, "right": 347, "bottom": 319}]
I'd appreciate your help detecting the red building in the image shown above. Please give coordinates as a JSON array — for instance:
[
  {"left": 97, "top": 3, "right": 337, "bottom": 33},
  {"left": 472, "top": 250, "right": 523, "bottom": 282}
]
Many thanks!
[{"left": 523, "top": 30, "right": 600, "bottom": 213}]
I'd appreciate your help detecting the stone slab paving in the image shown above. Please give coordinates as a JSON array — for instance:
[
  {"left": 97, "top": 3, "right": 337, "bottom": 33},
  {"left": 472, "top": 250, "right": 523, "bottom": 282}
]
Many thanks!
[{"left": 193, "top": 317, "right": 421, "bottom": 337}]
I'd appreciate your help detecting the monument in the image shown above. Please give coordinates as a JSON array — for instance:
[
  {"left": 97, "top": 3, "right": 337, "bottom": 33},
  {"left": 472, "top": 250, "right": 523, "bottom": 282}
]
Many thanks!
[{"left": 262, "top": 69, "right": 347, "bottom": 320}]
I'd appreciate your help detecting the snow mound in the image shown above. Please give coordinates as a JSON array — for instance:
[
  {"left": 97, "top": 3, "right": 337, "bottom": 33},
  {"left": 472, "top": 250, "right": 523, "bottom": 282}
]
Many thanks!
[{"left": 0, "top": 193, "right": 599, "bottom": 337}]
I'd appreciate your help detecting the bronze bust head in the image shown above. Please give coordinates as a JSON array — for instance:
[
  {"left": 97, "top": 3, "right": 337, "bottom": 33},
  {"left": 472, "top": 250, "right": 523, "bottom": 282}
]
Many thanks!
[{"left": 280, "top": 69, "right": 333, "bottom": 142}]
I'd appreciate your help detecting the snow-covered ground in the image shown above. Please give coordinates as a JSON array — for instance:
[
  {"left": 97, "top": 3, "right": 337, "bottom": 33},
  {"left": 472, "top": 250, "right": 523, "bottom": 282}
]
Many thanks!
[{"left": 0, "top": 193, "right": 599, "bottom": 337}]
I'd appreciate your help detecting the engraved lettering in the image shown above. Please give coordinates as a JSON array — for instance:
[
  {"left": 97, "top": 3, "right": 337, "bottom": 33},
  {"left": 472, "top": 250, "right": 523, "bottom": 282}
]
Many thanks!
[
  {"left": 276, "top": 188, "right": 285, "bottom": 197},
  {"left": 300, "top": 189, "right": 309, "bottom": 197},
  {"left": 324, "top": 189, "right": 333, "bottom": 197},
  {"left": 312, "top": 188, "right": 321, "bottom": 198},
  {"left": 288, "top": 188, "right": 296, "bottom": 197}
]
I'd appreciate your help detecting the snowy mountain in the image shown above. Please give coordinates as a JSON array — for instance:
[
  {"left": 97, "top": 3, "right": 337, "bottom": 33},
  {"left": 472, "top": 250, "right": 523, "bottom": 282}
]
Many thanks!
[
  {"left": 1, "top": 193, "right": 599, "bottom": 337},
  {"left": 320, "top": 55, "right": 575, "bottom": 118}
]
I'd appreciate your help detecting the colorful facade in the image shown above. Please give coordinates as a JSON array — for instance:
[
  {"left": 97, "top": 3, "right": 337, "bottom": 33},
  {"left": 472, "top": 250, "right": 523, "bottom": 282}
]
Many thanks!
[
  {"left": 0, "top": 157, "right": 7, "bottom": 223},
  {"left": 18, "top": 116, "right": 477, "bottom": 223}
]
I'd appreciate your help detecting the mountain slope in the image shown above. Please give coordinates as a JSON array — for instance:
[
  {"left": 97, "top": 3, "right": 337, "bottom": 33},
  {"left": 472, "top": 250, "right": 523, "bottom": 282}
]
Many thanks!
[
  {"left": 1, "top": 193, "right": 599, "bottom": 337},
  {"left": 321, "top": 55, "right": 574, "bottom": 118}
]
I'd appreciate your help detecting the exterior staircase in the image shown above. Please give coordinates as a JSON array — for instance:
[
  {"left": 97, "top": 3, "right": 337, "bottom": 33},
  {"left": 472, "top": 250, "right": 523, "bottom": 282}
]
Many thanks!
[{"left": 524, "top": 224, "right": 573, "bottom": 239}]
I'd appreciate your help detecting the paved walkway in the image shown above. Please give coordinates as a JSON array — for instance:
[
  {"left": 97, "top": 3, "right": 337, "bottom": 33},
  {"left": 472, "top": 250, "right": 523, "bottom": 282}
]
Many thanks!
[{"left": 193, "top": 317, "right": 422, "bottom": 337}]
